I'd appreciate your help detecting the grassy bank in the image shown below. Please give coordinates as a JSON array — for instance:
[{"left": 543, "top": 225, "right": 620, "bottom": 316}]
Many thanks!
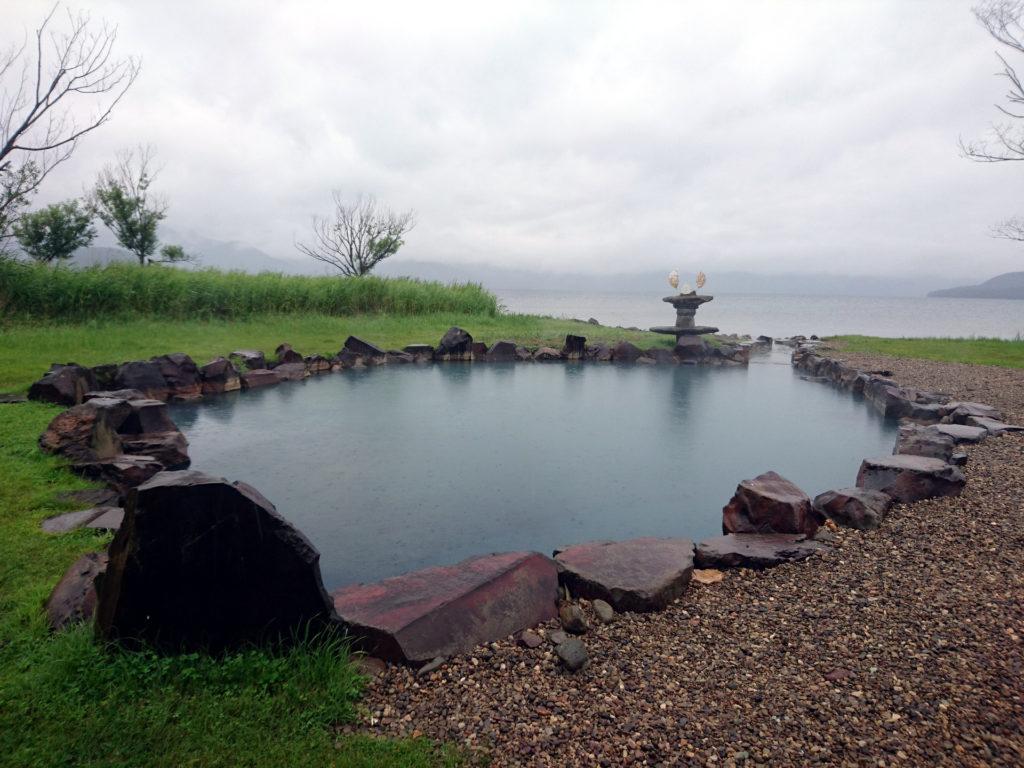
[
  {"left": 0, "top": 261, "right": 499, "bottom": 321},
  {"left": 832, "top": 335, "right": 1024, "bottom": 369},
  {"left": 0, "top": 313, "right": 671, "bottom": 393}
]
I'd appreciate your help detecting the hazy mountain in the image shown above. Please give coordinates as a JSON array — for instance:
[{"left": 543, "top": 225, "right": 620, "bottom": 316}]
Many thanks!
[
  {"left": 64, "top": 231, "right": 965, "bottom": 297},
  {"left": 927, "top": 272, "right": 1024, "bottom": 300}
]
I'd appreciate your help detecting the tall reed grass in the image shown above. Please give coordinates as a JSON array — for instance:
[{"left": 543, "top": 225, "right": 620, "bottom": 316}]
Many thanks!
[{"left": 0, "top": 260, "right": 499, "bottom": 320}]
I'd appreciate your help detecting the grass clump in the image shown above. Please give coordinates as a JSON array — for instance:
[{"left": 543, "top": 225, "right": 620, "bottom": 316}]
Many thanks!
[
  {"left": 0, "top": 260, "right": 500, "bottom": 321},
  {"left": 832, "top": 335, "right": 1024, "bottom": 369}
]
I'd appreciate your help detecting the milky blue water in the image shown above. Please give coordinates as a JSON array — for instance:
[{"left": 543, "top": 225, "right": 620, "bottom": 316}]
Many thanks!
[
  {"left": 498, "top": 289, "right": 1024, "bottom": 339},
  {"left": 172, "top": 350, "right": 898, "bottom": 589}
]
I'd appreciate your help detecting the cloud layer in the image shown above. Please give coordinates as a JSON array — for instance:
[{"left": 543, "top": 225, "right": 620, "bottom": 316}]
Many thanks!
[{"left": 7, "top": 0, "right": 1023, "bottom": 278}]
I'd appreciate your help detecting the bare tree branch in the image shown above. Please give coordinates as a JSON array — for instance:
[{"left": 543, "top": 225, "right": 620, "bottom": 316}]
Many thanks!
[
  {"left": 0, "top": 4, "right": 139, "bottom": 242},
  {"left": 296, "top": 193, "right": 416, "bottom": 277},
  {"left": 992, "top": 215, "right": 1024, "bottom": 240}
]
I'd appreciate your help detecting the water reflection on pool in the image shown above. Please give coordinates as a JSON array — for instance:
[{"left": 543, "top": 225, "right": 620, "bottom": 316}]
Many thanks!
[{"left": 172, "top": 349, "right": 897, "bottom": 588}]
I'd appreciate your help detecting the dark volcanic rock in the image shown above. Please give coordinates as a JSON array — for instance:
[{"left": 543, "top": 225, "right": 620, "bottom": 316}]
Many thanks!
[
  {"left": 229, "top": 349, "right": 267, "bottom": 371},
  {"left": 331, "top": 551, "right": 558, "bottom": 663},
  {"left": 812, "top": 488, "right": 893, "bottom": 531},
  {"left": 90, "top": 363, "right": 118, "bottom": 390},
  {"left": 95, "top": 470, "right": 334, "bottom": 650},
  {"left": 275, "top": 343, "right": 304, "bottom": 365},
  {"left": 435, "top": 327, "right": 474, "bottom": 361},
  {"left": 486, "top": 340, "right": 518, "bottom": 362},
  {"left": 894, "top": 422, "right": 957, "bottom": 462},
  {"left": 28, "top": 363, "right": 97, "bottom": 406},
  {"left": 385, "top": 350, "right": 415, "bottom": 364},
  {"left": 84, "top": 454, "right": 165, "bottom": 492},
  {"left": 561, "top": 334, "right": 587, "bottom": 360},
  {"left": 611, "top": 341, "right": 643, "bottom": 363},
  {"left": 150, "top": 353, "right": 201, "bottom": 400},
  {"left": 695, "top": 533, "right": 827, "bottom": 570},
  {"left": 305, "top": 354, "right": 334, "bottom": 374},
  {"left": 199, "top": 357, "right": 241, "bottom": 394},
  {"left": 114, "top": 361, "right": 169, "bottom": 401},
  {"left": 553, "top": 537, "right": 695, "bottom": 612},
  {"left": 342, "top": 336, "right": 386, "bottom": 361},
  {"left": 856, "top": 455, "right": 966, "bottom": 503},
  {"left": 588, "top": 344, "right": 613, "bottom": 362},
  {"left": 84, "top": 388, "right": 147, "bottom": 401},
  {"left": 120, "top": 432, "right": 190, "bottom": 469},
  {"left": 0, "top": 392, "right": 27, "bottom": 403},
  {"left": 403, "top": 344, "right": 435, "bottom": 361},
  {"left": 122, "top": 399, "right": 179, "bottom": 435},
  {"left": 45, "top": 552, "right": 108, "bottom": 631},
  {"left": 555, "top": 638, "right": 589, "bottom": 672},
  {"left": 646, "top": 347, "right": 678, "bottom": 365},
  {"left": 722, "top": 471, "right": 821, "bottom": 537},
  {"left": 241, "top": 369, "right": 279, "bottom": 389},
  {"left": 471, "top": 341, "right": 489, "bottom": 358}
]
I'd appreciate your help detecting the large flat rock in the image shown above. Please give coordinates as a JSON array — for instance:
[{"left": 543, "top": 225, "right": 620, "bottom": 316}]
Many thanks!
[
  {"left": 553, "top": 538, "right": 694, "bottom": 612},
  {"left": 332, "top": 551, "right": 558, "bottom": 663},
  {"left": 695, "top": 534, "right": 827, "bottom": 570},
  {"left": 856, "top": 455, "right": 965, "bottom": 503}
]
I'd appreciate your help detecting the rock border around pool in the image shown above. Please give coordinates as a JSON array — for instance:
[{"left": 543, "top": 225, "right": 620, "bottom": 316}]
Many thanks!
[{"left": 36, "top": 331, "right": 1015, "bottom": 670}]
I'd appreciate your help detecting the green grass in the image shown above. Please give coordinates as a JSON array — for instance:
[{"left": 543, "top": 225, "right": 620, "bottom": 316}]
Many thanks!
[
  {"left": 0, "top": 313, "right": 672, "bottom": 392},
  {"left": 832, "top": 335, "right": 1024, "bottom": 369},
  {"left": 0, "top": 260, "right": 500, "bottom": 321},
  {"left": 0, "top": 401, "right": 464, "bottom": 767}
]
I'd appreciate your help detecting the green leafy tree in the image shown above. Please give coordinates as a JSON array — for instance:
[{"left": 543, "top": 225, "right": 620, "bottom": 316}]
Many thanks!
[
  {"left": 91, "top": 146, "right": 167, "bottom": 265},
  {"left": 152, "top": 243, "right": 197, "bottom": 265},
  {"left": 12, "top": 200, "right": 96, "bottom": 262}
]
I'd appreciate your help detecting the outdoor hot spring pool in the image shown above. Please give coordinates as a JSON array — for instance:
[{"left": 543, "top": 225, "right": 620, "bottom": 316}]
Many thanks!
[{"left": 171, "top": 349, "right": 898, "bottom": 589}]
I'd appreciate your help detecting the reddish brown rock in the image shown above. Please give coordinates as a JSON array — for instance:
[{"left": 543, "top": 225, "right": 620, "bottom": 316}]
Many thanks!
[
  {"left": 894, "top": 422, "right": 957, "bottom": 462},
  {"left": 28, "top": 363, "right": 97, "bottom": 406},
  {"left": 114, "top": 361, "right": 170, "bottom": 401},
  {"left": 120, "top": 432, "right": 190, "bottom": 469},
  {"left": 304, "top": 354, "right": 334, "bottom": 374},
  {"left": 486, "top": 340, "right": 518, "bottom": 362},
  {"left": 341, "top": 336, "right": 386, "bottom": 363},
  {"left": 331, "top": 552, "right": 559, "bottom": 663},
  {"left": 96, "top": 470, "right": 334, "bottom": 650},
  {"left": 241, "top": 369, "right": 279, "bottom": 389},
  {"left": 122, "top": 399, "right": 179, "bottom": 435},
  {"left": 812, "top": 488, "right": 893, "bottom": 531},
  {"left": 722, "top": 471, "right": 821, "bottom": 537},
  {"left": 45, "top": 552, "right": 108, "bottom": 631},
  {"left": 855, "top": 455, "right": 966, "bottom": 503},
  {"left": 272, "top": 363, "right": 309, "bottom": 382},
  {"left": 82, "top": 454, "right": 165, "bottom": 492},
  {"left": 39, "top": 397, "right": 131, "bottom": 464},
  {"left": 229, "top": 349, "right": 267, "bottom": 371},
  {"left": 150, "top": 353, "right": 201, "bottom": 400},
  {"left": 947, "top": 401, "right": 1002, "bottom": 424},
  {"left": 553, "top": 537, "right": 695, "bottom": 612},
  {"left": 533, "top": 347, "right": 562, "bottom": 361},
  {"left": 695, "top": 533, "right": 827, "bottom": 570},
  {"left": 199, "top": 357, "right": 241, "bottom": 394},
  {"left": 275, "top": 343, "right": 303, "bottom": 365},
  {"left": 933, "top": 423, "right": 988, "bottom": 444}
]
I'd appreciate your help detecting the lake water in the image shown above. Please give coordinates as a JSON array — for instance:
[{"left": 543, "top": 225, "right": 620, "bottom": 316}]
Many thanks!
[
  {"left": 172, "top": 349, "right": 898, "bottom": 589},
  {"left": 497, "top": 289, "right": 1024, "bottom": 339}
]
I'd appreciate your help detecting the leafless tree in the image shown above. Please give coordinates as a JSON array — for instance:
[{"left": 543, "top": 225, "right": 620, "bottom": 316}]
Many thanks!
[
  {"left": 0, "top": 4, "right": 140, "bottom": 247},
  {"left": 296, "top": 193, "right": 416, "bottom": 276},
  {"left": 961, "top": 1, "right": 1024, "bottom": 240}
]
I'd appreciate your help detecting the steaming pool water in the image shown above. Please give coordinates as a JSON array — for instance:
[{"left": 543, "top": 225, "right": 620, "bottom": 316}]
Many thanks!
[{"left": 171, "top": 349, "right": 898, "bottom": 589}]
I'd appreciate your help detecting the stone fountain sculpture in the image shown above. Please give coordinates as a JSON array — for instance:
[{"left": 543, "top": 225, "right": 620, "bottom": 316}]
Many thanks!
[{"left": 650, "top": 270, "right": 718, "bottom": 351}]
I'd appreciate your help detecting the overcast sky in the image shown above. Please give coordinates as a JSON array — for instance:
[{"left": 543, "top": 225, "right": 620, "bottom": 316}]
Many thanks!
[{"left": 7, "top": 0, "right": 1024, "bottom": 278}]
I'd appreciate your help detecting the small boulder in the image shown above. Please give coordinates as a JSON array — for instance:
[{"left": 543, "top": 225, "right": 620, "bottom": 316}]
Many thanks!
[
  {"left": 45, "top": 552, "right": 108, "bottom": 631},
  {"left": 241, "top": 369, "right": 279, "bottom": 389},
  {"left": 592, "top": 599, "right": 615, "bottom": 624},
  {"left": 558, "top": 602, "right": 588, "bottom": 634},
  {"left": 533, "top": 347, "right": 562, "bottom": 361},
  {"left": 114, "top": 361, "right": 169, "bottom": 401},
  {"left": 229, "top": 350, "right": 267, "bottom": 371},
  {"left": 947, "top": 401, "right": 1002, "bottom": 424},
  {"left": 470, "top": 341, "right": 489, "bottom": 358},
  {"left": 695, "top": 533, "right": 826, "bottom": 570},
  {"left": 96, "top": 470, "right": 335, "bottom": 650},
  {"left": 856, "top": 455, "right": 966, "bottom": 503},
  {"left": 90, "top": 363, "right": 118, "bottom": 390},
  {"left": 305, "top": 354, "right": 333, "bottom": 374},
  {"left": 549, "top": 629, "right": 569, "bottom": 645},
  {"left": 555, "top": 638, "right": 588, "bottom": 672},
  {"left": 588, "top": 344, "right": 613, "bottom": 362},
  {"left": 332, "top": 551, "right": 558, "bottom": 663},
  {"left": 722, "top": 471, "right": 821, "bottom": 537},
  {"left": 518, "top": 629, "right": 543, "bottom": 648},
  {"left": 341, "top": 336, "right": 385, "bottom": 362},
  {"left": 272, "top": 363, "right": 309, "bottom": 382},
  {"left": 611, "top": 341, "right": 643, "bottom": 363},
  {"left": 486, "top": 340, "right": 518, "bottom": 362},
  {"left": 812, "top": 488, "right": 893, "bottom": 531},
  {"left": 199, "top": 357, "right": 241, "bottom": 394},
  {"left": 435, "top": 327, "right": 473, "bottom": 360},
  {"left": 561, "top": 335, "right": 587, "bottom": 360},
  {"left": 691, "top": 568, "right": 724, "bottom": 585},
  {"left": 122, "top": 399, "right": 179, "bottom": 435},
  {"left": 84, "top": 454, "right": 165, "bottom": 493},
  {"left": 514, "top": 346, "right": 533, "bottom": 361},
  {"left": 150, "top": 353, "right": 201, "bottom": 401},
  {"left": 275, "top": 343, "right": 303, "bottom": 365},
  {"left": 28, "top": 363, "right": 97, "bottom": 406},
  {"left": 933, "top": 423, "right": 988, "bottom": 444},
  {"left": 120, "top": 433, "right": 190, "bottom": 469},
  {"left": 385, "top": 350, "right": 414, "bottom": 364},
  {"left": 894, "top": 423, "right": 957, "bottom": 462},
  {"left": 646, "top": 348, "right": 678, "bottom": 365},
  {"left": 403, "top": 344, "right": 435, "bottom": 361},
  {"left": 39, "top": 397, "right": 131, "bottom": 464},
  {"left": 554, "top": 537, "right": 695, "bottom": 612}
]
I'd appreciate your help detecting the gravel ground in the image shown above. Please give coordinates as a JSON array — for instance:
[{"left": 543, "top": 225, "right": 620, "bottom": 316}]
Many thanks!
[{"left": 350, "top": 352, "right": 1024, "bottom": 767}]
